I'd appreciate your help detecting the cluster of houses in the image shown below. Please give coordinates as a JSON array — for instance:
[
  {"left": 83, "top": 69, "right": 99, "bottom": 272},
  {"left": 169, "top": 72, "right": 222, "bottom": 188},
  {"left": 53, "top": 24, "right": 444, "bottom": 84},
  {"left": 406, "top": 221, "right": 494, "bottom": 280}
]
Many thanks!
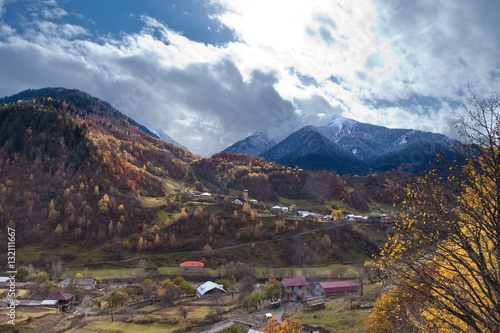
[
  {"left": 282, "top": 277, "right": 359, "bottom": 301},
  {"left": 347, "top": 213, "right": 393, "bottom": 223},
  {"left": 182, "top": 187, "right": 394, "bottom": 224},
  {"left": 185, "top": 190, "right": 213, "bottom": 201},
  {"left": 195, "top": 275, "right": 359, "bottom": 302},
  {"left": 180, "top": 261, "right": 359, "bottom": 302},
  {"left": 271, "top": 205, "right": 394, "bottom": 223},
  {"left": 0, "top": 276, "right": 99, "bottom": 312}
]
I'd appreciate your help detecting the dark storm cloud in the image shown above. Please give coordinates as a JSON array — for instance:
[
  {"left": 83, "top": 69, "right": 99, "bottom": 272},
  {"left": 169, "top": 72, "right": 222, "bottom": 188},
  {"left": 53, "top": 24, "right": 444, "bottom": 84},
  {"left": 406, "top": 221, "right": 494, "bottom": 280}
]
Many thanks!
[
  {"left": 106, "top": 57, "right": 297, "bottom": 155},
  {"left": 0, "top": 31, "right": 297, "bottom": 155}
]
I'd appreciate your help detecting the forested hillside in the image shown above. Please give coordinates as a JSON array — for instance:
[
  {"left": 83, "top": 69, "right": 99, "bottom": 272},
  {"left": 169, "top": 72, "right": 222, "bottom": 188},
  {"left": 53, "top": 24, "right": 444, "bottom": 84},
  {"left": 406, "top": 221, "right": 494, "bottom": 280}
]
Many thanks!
[
  {"left": 0, "top": 88, "right": 411, "bottom": 268},
  {"left": 0, "top": 89, "right": 196, "bottom": 250}
]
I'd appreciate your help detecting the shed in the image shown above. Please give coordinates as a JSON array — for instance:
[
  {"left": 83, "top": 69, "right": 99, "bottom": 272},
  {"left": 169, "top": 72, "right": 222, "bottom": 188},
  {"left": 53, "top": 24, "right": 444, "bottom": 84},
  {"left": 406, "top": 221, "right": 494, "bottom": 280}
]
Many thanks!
[
  {"left": 58, "top": 278, "right": 97, "bottom": 291},
  {"left": 21, "top": 291, "right": 74, "bottom": 310},
  {"left": 196, "top": 281, "right": 226, "bottom": 298},
  {"left": 320, "top": 280, "right": 358, "bottom": 295}
]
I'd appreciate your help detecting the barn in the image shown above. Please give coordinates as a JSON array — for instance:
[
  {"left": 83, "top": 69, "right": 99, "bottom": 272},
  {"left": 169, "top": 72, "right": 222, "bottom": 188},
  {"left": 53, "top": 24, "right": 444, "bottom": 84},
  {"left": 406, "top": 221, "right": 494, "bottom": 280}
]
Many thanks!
[{"left": 320, "top": 280, "right": 358, "bottom": 296}]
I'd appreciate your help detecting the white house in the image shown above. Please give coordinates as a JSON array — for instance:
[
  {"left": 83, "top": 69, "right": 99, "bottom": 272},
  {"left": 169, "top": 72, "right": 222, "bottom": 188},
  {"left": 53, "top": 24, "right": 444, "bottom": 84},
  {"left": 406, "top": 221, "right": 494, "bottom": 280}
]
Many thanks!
[{"left": 196, "top": 281, "right": 226, "bottom": 298}]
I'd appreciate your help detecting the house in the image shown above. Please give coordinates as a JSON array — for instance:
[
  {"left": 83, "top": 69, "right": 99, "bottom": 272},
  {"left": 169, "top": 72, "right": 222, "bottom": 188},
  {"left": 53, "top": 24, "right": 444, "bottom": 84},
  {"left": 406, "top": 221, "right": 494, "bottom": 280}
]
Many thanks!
[
  {"left": 232, "top": 199, "right": 244, "bottom": 205},
  {"left": 347, "top": 214, "right": 364, "bottom": 222},
  {"left": 0, "top": 277, "right": 9, "bottom": 283},
  {"left": 271, "top": 205, "right": 282, "bottom": 214},
  {"left": 58, "top": 278, "right": 97, "bottom": 291},
  {"left": 322, "top": 215, "right": 333, "bottom": 221},
  {"left": 298, "top": 211, "right": 318, "bottom": 218},
  {"left": 369, "top": 213, "right": 387, "bottom": 220},
  {"left": 180, "top": 261, "right": 204, "bottom": 272},
  {"left": 19, "top": 291, "right": 74, "bottom": 310},
  {"left": 200, "top": 192, "right": 212, "bottom": 200},
  {"left": 320, "top": 281, "right": 358, "bottom": 296},
  {"left": 249, "top": 199, "right": 258, "bottom": 205},
  {"left": 196, "top": 281, "right": 226, "bottom": 298},
  {"left": 282, "top": 277, "right": 308, "bottom": 301}
]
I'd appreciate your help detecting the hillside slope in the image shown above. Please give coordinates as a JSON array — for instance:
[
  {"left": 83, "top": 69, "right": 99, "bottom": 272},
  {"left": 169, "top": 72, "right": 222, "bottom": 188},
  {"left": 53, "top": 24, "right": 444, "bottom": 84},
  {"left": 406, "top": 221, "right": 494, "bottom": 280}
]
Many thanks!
[{"left": 0, "top": 88, "right": 197, "bottom": 250}]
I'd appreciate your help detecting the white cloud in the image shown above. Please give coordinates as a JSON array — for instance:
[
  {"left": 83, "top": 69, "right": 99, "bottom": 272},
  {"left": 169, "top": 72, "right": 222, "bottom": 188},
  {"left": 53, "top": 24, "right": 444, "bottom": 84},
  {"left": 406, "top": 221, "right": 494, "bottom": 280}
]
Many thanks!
[
  {"left": 41, "top": 7, "right": 67, "bottom": 19},
  {"left": 0, "top": 0, "right": 498, "bottom": 155}
]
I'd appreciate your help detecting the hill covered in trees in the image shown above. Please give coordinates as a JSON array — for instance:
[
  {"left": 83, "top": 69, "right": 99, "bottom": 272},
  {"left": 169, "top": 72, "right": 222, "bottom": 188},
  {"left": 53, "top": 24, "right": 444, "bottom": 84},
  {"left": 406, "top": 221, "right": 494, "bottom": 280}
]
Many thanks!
[
  {"left": 0, "top": 88, "right": 412, "bottom": 268},
  {"left": 0, "top": 89, "right": 196, "bottom": 249}
]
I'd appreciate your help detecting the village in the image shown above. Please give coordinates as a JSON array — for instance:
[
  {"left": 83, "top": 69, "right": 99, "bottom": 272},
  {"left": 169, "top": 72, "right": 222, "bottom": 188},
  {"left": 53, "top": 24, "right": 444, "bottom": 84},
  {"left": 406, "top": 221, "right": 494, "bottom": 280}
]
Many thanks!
[
  {"left": 187, "top": 188, "right": 394, "bottom": 224},
  {"left": 0, "top": 188, "right": 390, "bottom": 332},
  {"left": 0, "top": 257, "right": 382, "bottom": 332}
]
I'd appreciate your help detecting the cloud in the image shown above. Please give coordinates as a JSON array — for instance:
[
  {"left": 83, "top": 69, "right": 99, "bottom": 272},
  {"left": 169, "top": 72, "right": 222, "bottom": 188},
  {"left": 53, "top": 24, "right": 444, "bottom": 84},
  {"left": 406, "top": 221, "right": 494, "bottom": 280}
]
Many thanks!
[
  {"left": 41, "top": 7, "right": 67, "bottom": 19},
  {"left": 0, "top": 14, "right": 298, "bottom": 155},
  {"left": 294, "top": 95, "right": 344, "bottom": 116},
  {"left": 0, "top": 0, "right": 499, "bottom": 156}
]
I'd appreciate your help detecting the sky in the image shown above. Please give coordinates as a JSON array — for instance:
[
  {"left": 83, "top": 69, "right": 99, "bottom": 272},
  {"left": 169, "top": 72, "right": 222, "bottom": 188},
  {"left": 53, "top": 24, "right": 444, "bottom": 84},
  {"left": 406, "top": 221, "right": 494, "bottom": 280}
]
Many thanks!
[{"left": 0, "top": 0, "right": 499, "bottom": 156}]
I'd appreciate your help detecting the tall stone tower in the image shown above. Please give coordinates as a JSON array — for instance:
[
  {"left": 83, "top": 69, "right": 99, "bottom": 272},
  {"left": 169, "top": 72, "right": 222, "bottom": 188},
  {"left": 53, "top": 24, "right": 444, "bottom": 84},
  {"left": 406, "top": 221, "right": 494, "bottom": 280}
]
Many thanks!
[{"left": 243, "top": 189, "right": 248, "bottom": 202}]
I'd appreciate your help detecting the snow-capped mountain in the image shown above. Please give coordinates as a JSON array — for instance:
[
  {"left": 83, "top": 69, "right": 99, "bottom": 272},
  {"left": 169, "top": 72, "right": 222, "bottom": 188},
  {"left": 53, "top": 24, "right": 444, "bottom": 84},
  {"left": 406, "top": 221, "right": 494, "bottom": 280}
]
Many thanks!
[
  {"left": 224, "top": 114, "right": 454, "bottom": 174},
  {"left": 224, "top": 113, "right": 323, "bottom": 155}
]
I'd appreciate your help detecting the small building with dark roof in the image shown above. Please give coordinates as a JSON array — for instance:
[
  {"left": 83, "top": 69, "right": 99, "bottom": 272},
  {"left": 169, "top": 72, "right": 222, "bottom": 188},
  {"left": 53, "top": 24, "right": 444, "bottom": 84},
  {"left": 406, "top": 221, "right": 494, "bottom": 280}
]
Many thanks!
[
  {"left": 19, "top": 291, "right": 74, "bottom": 310},
  {"left": 282, "top": 277, "right": 308, "bottom": 301},
  {"left": 58, "top": 278, "right": 97, "bottom": 291},
  {"left": 180, "top": 261, "right": 204, "bottom": 272}
]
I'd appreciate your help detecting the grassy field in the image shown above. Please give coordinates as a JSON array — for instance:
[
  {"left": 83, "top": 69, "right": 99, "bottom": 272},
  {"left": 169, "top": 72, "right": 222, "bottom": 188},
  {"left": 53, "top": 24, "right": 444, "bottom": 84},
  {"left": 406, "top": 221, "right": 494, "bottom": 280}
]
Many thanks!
[
  {"left": 69, "top": 321, "right": 182, "bottom": 333},
  {"left": 0, "top": 307, "right": 57, "bottom": 325},
  {"left": 290, "top": 298, "right": 371, "bottom": 332},
  {"left": 59, "top": 262, "right": 361, "bottom": 281},
  {"left": 17, "top": 244, "right": 113, "bottom": 266}
]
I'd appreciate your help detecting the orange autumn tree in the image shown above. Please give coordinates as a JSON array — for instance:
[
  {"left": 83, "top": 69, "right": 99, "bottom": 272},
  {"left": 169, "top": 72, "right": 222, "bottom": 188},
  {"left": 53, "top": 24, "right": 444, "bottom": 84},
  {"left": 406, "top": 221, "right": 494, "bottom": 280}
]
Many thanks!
[
  {"left": 374, "top": 89, "right": 500, "bottom": 332},
  {"left": 261, "top": 315, "right": 303, "bottom": 333}
]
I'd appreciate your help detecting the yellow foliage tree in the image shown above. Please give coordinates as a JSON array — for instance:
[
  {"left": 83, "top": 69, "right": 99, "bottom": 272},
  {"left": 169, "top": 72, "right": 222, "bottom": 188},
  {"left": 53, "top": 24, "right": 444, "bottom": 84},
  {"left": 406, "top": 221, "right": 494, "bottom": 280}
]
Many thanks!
[
  {"left": 331, "top": 209, "right": 342, "bottom": 220},
  {"left": 378, "top": 90, "right": 500, "bottom": 332},
  {"left": 261, "top": 314, "right": 303, "bottom": 332}
]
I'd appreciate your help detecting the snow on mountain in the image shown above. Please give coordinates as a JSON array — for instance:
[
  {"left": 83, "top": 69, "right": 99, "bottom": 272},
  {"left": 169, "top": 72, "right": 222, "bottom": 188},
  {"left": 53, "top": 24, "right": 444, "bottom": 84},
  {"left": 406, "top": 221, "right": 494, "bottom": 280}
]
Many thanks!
[
  {"left": 224, "top": 112, "right": 455, "bottom": 174},
  {"left": 224, "top": 113, "right": 331, "bottom": 155}
]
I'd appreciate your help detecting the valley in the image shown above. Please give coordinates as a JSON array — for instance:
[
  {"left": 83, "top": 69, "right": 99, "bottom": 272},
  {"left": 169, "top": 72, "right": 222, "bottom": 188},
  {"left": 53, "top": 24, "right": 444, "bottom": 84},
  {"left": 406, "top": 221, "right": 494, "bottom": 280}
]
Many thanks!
[{"left": 0, "top": 87, "right": 486, "bottom": 332}]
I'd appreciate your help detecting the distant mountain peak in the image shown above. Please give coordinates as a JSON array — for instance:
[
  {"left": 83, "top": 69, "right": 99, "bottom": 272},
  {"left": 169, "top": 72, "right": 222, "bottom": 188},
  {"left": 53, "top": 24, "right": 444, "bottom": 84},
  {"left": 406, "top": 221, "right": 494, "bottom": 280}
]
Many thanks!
[{"left": 223, "top": 112, "right": 455, "bottom": 175}]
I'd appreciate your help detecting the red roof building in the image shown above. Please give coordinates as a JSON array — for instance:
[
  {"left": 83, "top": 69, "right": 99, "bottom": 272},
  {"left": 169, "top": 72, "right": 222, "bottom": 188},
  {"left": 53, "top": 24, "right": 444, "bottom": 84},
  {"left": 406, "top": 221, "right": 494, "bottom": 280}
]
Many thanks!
[
  {"left": 282, "top": 277, "right": 308, "bottom": 301},
  {"left": 180, "top": 261, "right": 204, "bottom": 272},
  {"left": 282, "top": 277, "right": 308, "bottom": 287},
  {"left": 320, "top": 280, "right": 358, "bottom": 294}
]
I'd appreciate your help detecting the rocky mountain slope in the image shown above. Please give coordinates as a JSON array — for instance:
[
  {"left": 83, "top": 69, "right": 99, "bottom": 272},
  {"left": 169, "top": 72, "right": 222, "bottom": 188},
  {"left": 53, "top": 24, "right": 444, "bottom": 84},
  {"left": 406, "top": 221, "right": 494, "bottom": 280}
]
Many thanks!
[{"left": 225, "top": 114, "right": 454, "bottom": 174}]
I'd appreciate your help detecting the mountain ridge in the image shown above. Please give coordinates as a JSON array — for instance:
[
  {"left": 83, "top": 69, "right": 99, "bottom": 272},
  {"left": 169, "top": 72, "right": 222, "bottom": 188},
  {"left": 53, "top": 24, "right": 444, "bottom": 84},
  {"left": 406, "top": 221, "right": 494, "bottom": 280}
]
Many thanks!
[{"left": 225, "top": 114, "right": 454, "bottom": 174}]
